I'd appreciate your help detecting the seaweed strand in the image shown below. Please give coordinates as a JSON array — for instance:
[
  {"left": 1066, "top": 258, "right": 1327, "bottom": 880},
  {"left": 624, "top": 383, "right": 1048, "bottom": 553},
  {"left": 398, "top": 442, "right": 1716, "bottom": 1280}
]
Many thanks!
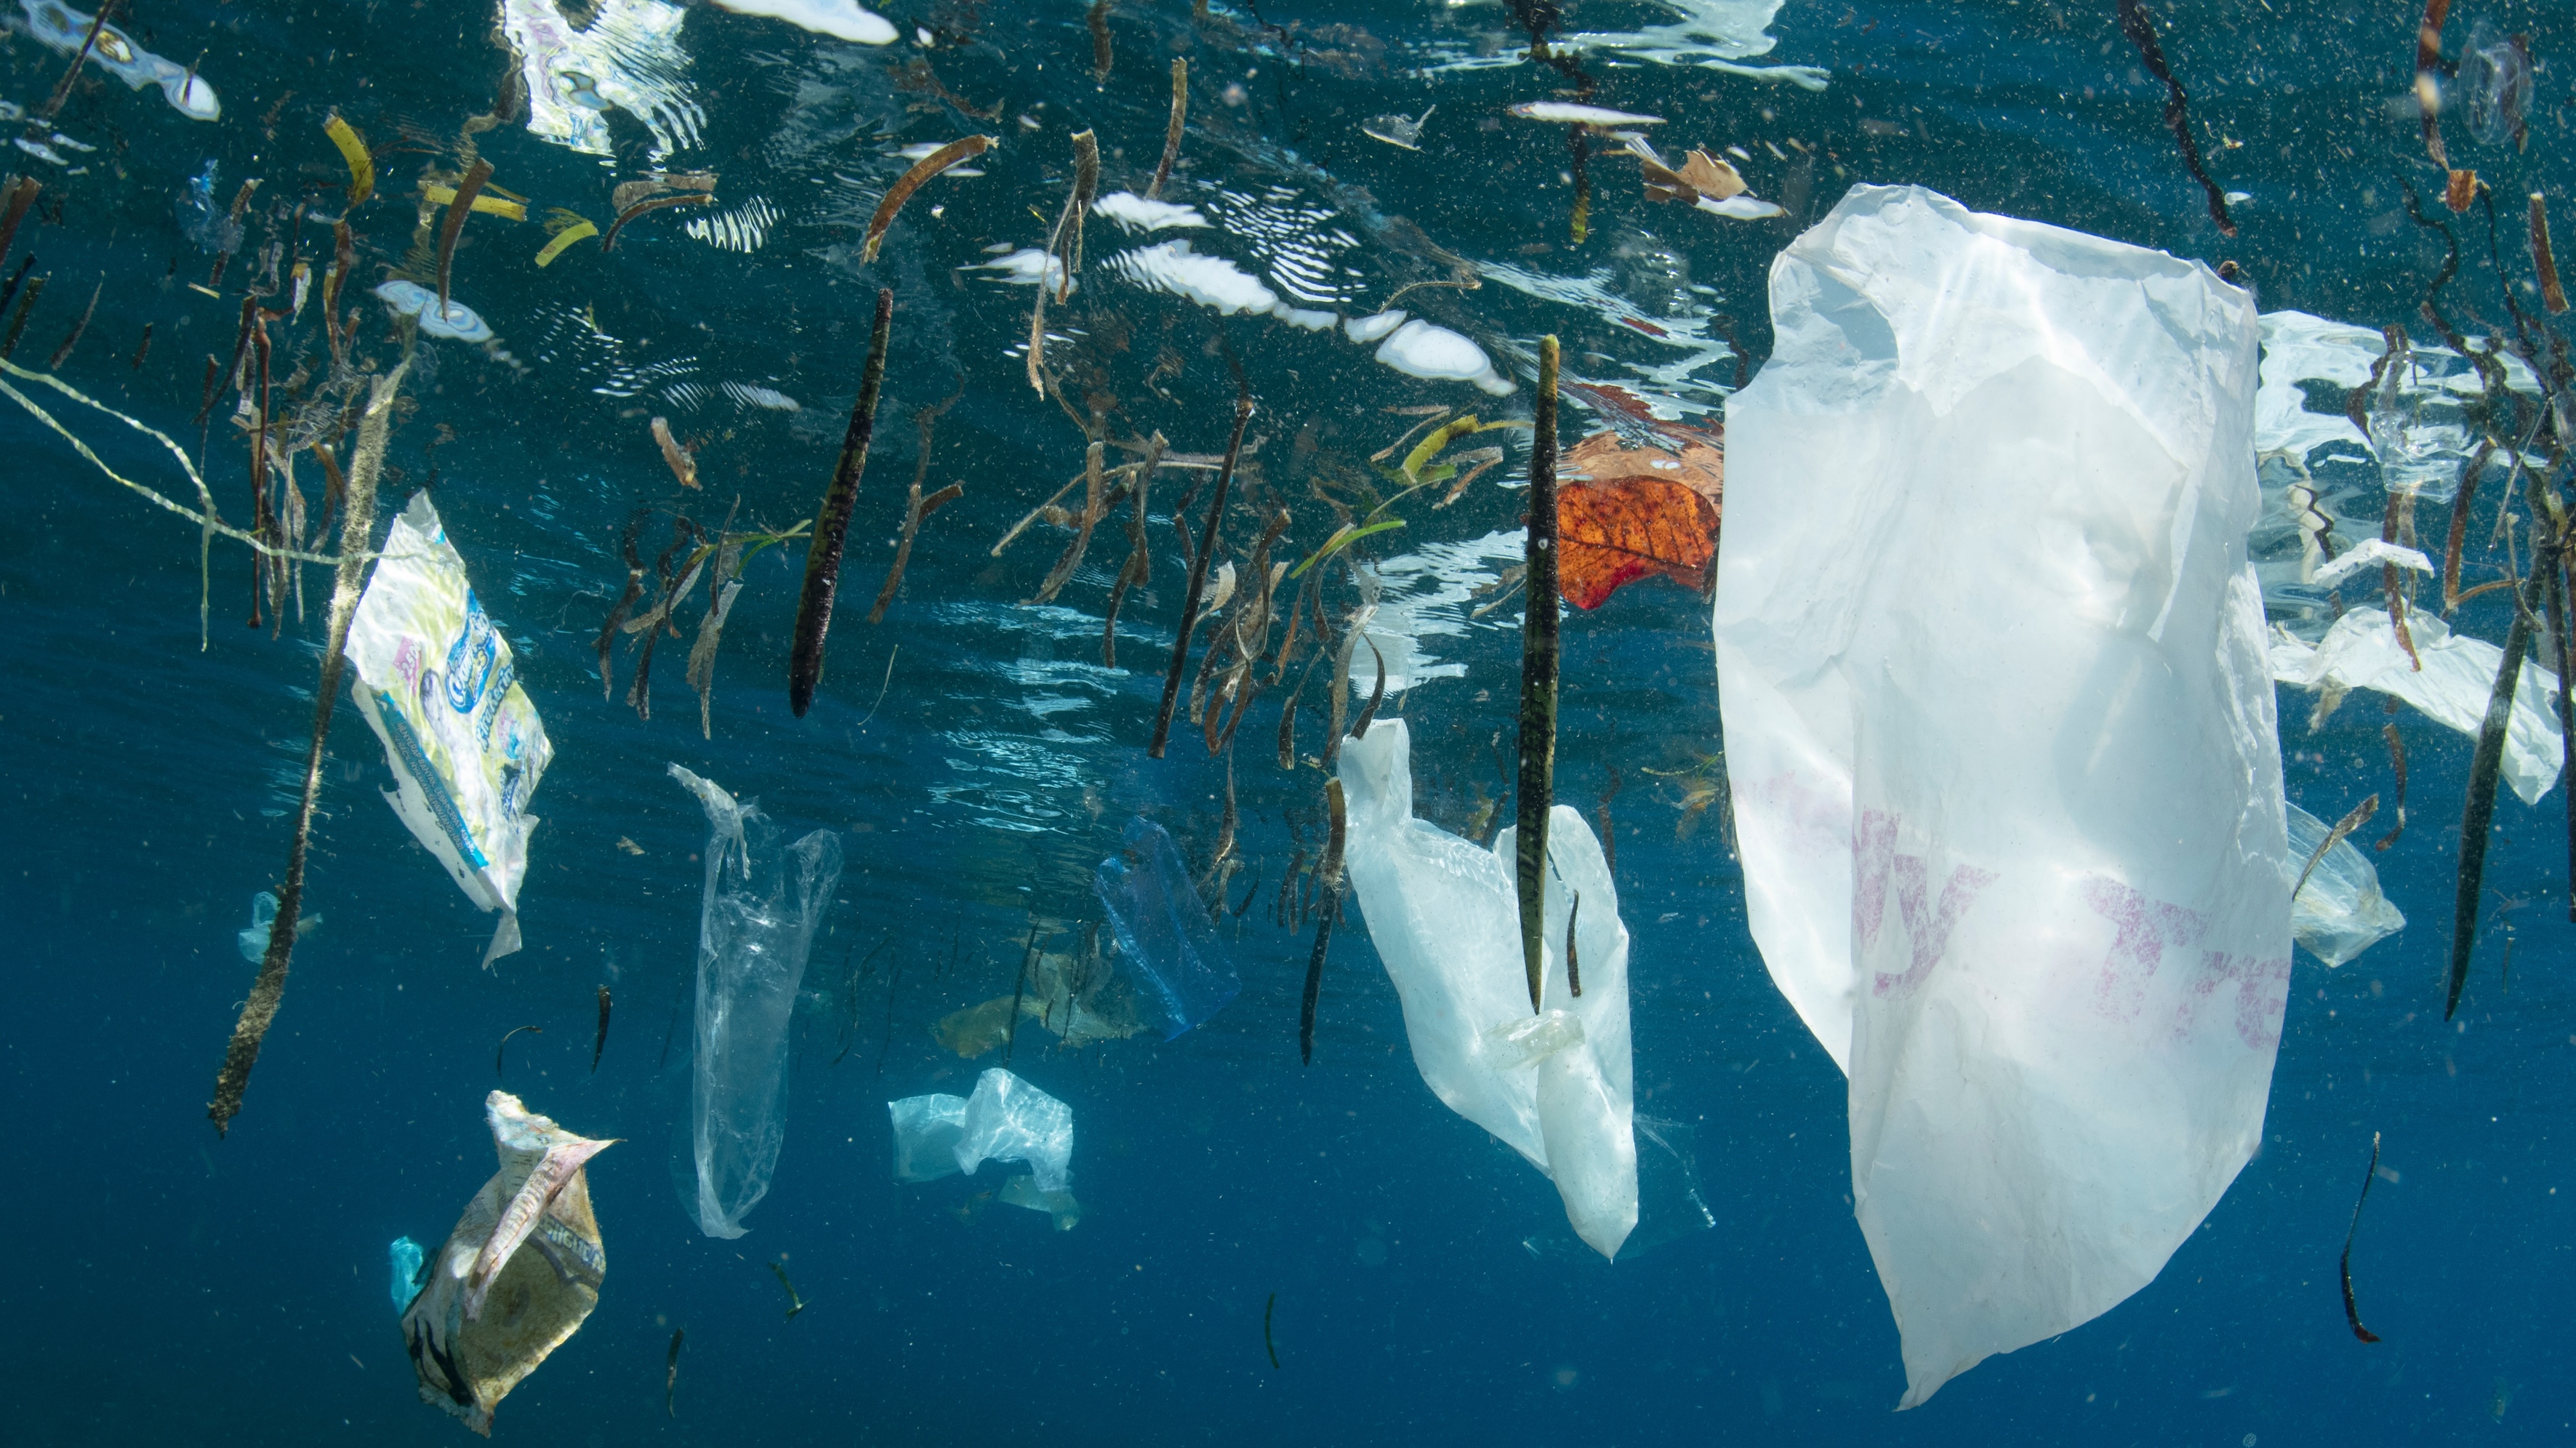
[
  {"left": 1299, "top": 779, "right": 1346, "bottom": 1066},
  {"left": 2116, "top": 0, "right": 2237, "bottom": 237},
  {"left": 2446, "top": 567, "right": 2541, "bottom": 1019},
  {"left": 1514, "top": 336, "right": 1562, "bottom": 1013},
  {"left": 1150, "top": 391, "right": 1255, "bottom": 757},
  {"left": 788, "top": 286, "right": 894, "bottom": 717}
]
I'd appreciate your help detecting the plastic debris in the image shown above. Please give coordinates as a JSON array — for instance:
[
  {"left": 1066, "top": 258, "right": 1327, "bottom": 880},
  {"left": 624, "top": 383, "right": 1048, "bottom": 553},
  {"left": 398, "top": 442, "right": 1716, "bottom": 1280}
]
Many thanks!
[
  {"left": 2271, "top": 609, "right": 2563, "bottom": 805},
  {"left": 933, "top": 937, "right": 1143, "bottom": 1057},
  {"left": 401, "top": 1092, "right": 614, "bottom": 1436},
  {"left": 1094, "top": 818, "right": 1240, "bottom": 1038},
  {"left": 1522, "top": 1114, "right": 1713, "bottom": 1261},
  {"left": 344, "top": 493, "right": 552, "bottom": 965},
  {"left": 235, "top": 890, "right": 318, "bottom": 963},
  {"left": 1337, "top": 718, "right": 1638, "bottom": 1260},
  {"left": 374, "top": 280, "right": 495, "bottom": 344},
  {"left": 500, "top": 0, "right": 702, "bottom": 161},
  {"left": 389, "top": 1235, "right": 427, "bottom": 1312},
  {"left": 1716, "top": 185, "right": 2287, "bottom": 1407},
  {"left": 2288, "top": 802, "right": 2406, "bottom": 967},
  {"left": 888, "top": 1068, "right": 1080, "bottom": 1228},
  {"left": 710, "top": 0, "right": 896, "bottom": 44},
  {"left": 670, "top": 764, "right": 842, "bottom": 1239},
  {"left": 16, "top": 0, "right": 220, "bottom": 120},
  {"left": 175, "top": 161, "right": 242, "bottom": 255}
]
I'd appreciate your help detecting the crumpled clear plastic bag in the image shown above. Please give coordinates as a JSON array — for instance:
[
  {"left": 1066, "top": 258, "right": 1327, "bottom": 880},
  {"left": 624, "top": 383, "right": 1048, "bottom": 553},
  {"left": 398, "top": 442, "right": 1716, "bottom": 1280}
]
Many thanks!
[
  {"left": 236, "top": 890, "right": 318, "bottom": 963},
  {"left": 1094, "top": 817, "right": 1240, "bottom": 1039},
  {"left": 1337, "top": 717, "right": 1637, "bottom": 1260},
  {"left": 344, "top": 493, "right": 553, "bottom": 966},
  {"left": 2287, "top": 801, "right": 2406, "bottom": 967},
  {"left": 888, "top": 1068, "right": 1079, "bottom": 1228},
  {"left": 670, "top": 764, "right": 843, "bottom": 1239},
  {"left": 399, "top": 1092, "right": 613, "bottom": 1436},
  {"left": 2271, "top": 608, "right": 2564, "bottom": 805},
  {"left": 1716, "top": 185, "right": 2288, "bottom": 1406},
  {"left": 388, "top": 1235, "right": 426, "bottom": 1313}
]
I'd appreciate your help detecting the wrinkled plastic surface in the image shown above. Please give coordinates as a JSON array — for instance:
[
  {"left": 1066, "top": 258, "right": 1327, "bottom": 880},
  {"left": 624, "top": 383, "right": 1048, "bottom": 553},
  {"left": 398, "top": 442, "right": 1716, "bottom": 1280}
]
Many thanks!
[
  {"left": 2287, "top": 802, "right": 2406, "bottom": 967},
  {"left": 1717, "top": 185, "right": 2289, "bottom": 1407},
  {"left": 1094, "top": 817, "right": 1240, "bottom": 1039},
  {"left": 399, "top": 1093, "right": 611, "bottom": 1436},
  {"left": 887, "top": 1069, "right": 1078, "bottom": 1223},
  {"left": 1338, "top": 718, "right": 1637, "bottom": 1260},
  {"left": 344, "top": 493, "right": 553, "bottom": 965},
  {"left": 2271, "top": 608, "right": 2564, "bottom": 805},
  {"left": 671, "top": 765, "right": 842, "bottom": 1239},
  {"left": 1522, "top": 1114, "right": 1714, "bottom": 1263},
  {"left": 389, "top": 1236, "right": 426, "bottom": 1312}
]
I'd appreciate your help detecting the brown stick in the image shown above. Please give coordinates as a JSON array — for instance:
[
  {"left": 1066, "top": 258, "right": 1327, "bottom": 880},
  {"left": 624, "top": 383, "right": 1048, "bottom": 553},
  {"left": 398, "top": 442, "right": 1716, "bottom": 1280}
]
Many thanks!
[
  {"left": 599, "top": 191, "right": 712, "bottom": 253},
  {"left": 867, "top": 482, "right": 963, "bottom": 624},
  {"left": 788, "top": 286, "right": 895, "bottom": 717},
  {"left": 43, "top": 271, "right": 98, "bottom": 371},
  {"left": 1148, "top": 60, "right": 1188, "bottom": 199},
  {"left": 1149, "top": 393, "right": 1255, "bottom": 758},
  {"left": 2532, "top": 193, "right": 2569, "bottom": 313},
  {"left": 862, "top": 136, "right": 995, "bottom": 262},
  {"left": 435, "top": 158, "right": 494, "bottom": 318},
  {"left": 33, "top": 0, "right": 117, "bottom": 126},
  {"left": 0, "top": 177, "right": 40, "bottom": 274}
]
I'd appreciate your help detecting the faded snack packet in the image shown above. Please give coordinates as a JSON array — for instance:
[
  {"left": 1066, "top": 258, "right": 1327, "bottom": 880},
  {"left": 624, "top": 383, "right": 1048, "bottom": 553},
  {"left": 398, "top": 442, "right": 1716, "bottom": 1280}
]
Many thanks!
[
  {"left": 401, "top": 1091, "right": 614, "bottom": 1437},
  {"left": 345, "top": 493, "right": 553, "bottom": 965}
]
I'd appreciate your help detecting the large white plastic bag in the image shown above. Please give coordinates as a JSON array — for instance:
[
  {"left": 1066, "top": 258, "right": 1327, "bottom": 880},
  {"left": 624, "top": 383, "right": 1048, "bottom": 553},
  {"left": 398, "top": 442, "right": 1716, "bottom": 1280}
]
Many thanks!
[
  {"left": 1716, "top": 185, "right": 2290, "bottom": 1407},
  {"left": 670, "top": 765, "right": 843, "bottom": 1239},
  {"left": 343, "top": 492, "right": 552, "bottom": 965},
  {"left": 1337, "top": 718, "right": 1637, "bottom": 1259}
]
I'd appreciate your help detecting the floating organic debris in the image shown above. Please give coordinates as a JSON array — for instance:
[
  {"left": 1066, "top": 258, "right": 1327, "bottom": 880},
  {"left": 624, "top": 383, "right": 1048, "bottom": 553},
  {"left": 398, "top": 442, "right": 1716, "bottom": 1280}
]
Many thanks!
[
  {"left": 1300, "top": 778, "right": 1347, "bottom": 1065},
  {"left": 1508, "top": 101, "right": 1664, "bottom": 126},
  {"left": 1087, "top": 0, "right": 1112, "bottom": 80},
  {"left": 592, "top": 986, "right": 612, "bottom": 1071},
  {"left": 861, "top": 134, "right": 993, "bottom": 263},
  {"left": 1515, "top": 336, "right": 1562, "bottom": 1013},
  {"left": 2529, "top": 193, "right": 2567, "bottom": 313},
  {"left": 770, "top": 1259, "right": 807, "bottom": 1318},
  {"left": 1361, "top": 106, "right": 1432, "bottom": 150},
  {"left": 1616, "top": 132, "right": 1784, "bottom": 220},
  {"left": 17, "top": 0, "right": 219, "bottom": 120},
  {"left": 2448, "top": 580, "right": 2535, "bottom": 1019},
  {"left": 2378, "top": 723, "right": 2410, "bottom": 851},
  {"left": 41, "top": 270, "right": 94, "bottom": 371},
  {"left": 665, "top": 1329, "right": 683, "bottom": 1417},
  {"left": 1027, "top": 129, "right": 1100, "bottom": 393},
  {"left": 1151, "top": 393, "right": 1255, "bottom": 758},
  {"left": 323, "top": 111, "right": 372, "bottom": 205},
  {"left": 651, "top": 415, "right": 699, "bottom": 488},
  {"left": 710, "top": 0, "right": 895, "bottom": 42},
  {"left": 867, "top": 481, "right": 961, "bottom": 624},
  {"left": 2341, "top": 1132, "right": 2385, "bottom": 1343},
  {"left": 1148, "top": 58, "right": 1187, "bottom": 198},
  {"left": 436, "top": 158, "right": 494, "bottom": 316},
  {"left": 494, "top": 1024, "right": 544, "bottom": 1076},
  {"left": 601, "top": 189, "right": 713, "bottom": 252},
  {"left": 2291, "top": 795, "right": 2378, "bottom": 902},
  {"left": 2116, "top": 0, "right": 2235, "bottom": 236},
  {"left": 1264, "top": 1292, "right": 1280, "bottom": 1368},
  {"left": 533, "top": 211, "right": 598, "bottom": 267},
  {"left": 788, "top": 286, "right": 892, "bottom": 717}
]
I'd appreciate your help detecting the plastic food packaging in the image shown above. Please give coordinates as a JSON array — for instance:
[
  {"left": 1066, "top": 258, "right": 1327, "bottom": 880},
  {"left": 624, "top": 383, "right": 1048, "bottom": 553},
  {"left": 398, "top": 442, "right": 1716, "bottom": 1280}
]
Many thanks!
[
  {"left": 344, "top": 494, "right": 553, "bottom": 966},
  {"left": 671, "top": 765, "right": 842, "bottom": 1239},
  {"left": 2287, "top": 802, "right": 2406, "bottom": 967},
  {"left": 888, "top": 1068, "right": 1079, "bottom": 1228},
  {"left": 1094, "top": 817, "right": 1240, "bottom": 1039},
  {"left": 1336, "top": 717, "right": 1637, "bottom": 1260},
  {"left": 1716, "top": 185, "right": 2288, "bottom": 1407},
  {"left": 399, "top": 1092, "right": 613, "bottom": 1436},
  {"left": 2271, "top": 608, "right": 2564, "bottom": 804}
]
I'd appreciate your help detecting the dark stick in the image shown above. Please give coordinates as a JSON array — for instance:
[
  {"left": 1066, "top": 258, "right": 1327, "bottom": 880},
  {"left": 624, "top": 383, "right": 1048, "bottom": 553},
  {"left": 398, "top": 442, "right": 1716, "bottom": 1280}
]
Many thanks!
[
  {"left": 1263, "top": 1292, "right": 1281, "bottom": 1369},
  {"left": 2447, "top": 570, "right": 2538, "bottom": 1018},
  {"left": 1565, "top": 890, "right": 1582, "bottom": 997},
  {"left": 1300, "top": 779, "right": 1347, "bottom": 1066},
  {"left": 128, "top": 320, "right": 151, "bottom": 371},
  {"left": 2116, "top": 0, "right": 2236, "bottom": 237},
  {"left": 597, "top": 191, "right": 710, "bottom": 253},
  {"left": 2340, "top": 1131, "right": 2385, "bottom": 1343},
  {"left": 1001, "top": 922, "right": 1038, "bottom": 1066},
  {"left": 0, "top": 177, "right": 39, "bottom": 271},
  {"left": 1149, "top": 60, "right": 1188, "bottom": 200},
  {"left": 665, "top": 1329, "right": 684, "bottom": 1417},
  {"left": 33, "top": 0, "right": 116, "bottom": 126},
  {"left": 0, "top": 253, "right": 35, "bottom": 318},
  {"left": 1, "top": 273, "right": 45, "bottom": 360},
  {"left": 43, "top": 270, "right": 97, "bottom": 371},
  {"left": 592, "top": 985, "right": 613, "bottom": 1071},
  {"left": 1514, "top": 336, "right": 1562, "bottom": 1013},
  {"left": 1349, "top": 635, "right": 1386, "bottom": 739},
  {"left": 1149, "top": 392, "right": 1256, "bottom": 757},
  {"left": 434, "top": 157, "right": 493, "bottom": 318},
  {"left": 789, "top": 286, "right": 894, "bottom": 717},
  {"left": 2375, "top": 725, "right": 2409, "bottom": 852},
  {"left": 494, "top": 1024, "right": 543, "bottom": 1077}
]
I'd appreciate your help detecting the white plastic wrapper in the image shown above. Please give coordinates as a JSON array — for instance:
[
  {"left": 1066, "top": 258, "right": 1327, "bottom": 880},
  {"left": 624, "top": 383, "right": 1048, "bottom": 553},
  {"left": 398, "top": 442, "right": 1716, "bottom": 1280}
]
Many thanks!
[
  {"left": 345, "top": 494, "right": 552, "bottom": 965},
  {"left": 2271, "top": 608, "right": 2564, "bottom": 805},
  {"left": 888, "top": 1069, "right": 1079, "bottom": 1228},
  {"left": 1337, "top": 719, "right": 1637, "bottom": 1260},
  {"left": 1716, "top": 185, "right": 2289, "bottom": 1406},
  {"left": 2287, "top": 802, "right": 2405, "bottom": 967}
]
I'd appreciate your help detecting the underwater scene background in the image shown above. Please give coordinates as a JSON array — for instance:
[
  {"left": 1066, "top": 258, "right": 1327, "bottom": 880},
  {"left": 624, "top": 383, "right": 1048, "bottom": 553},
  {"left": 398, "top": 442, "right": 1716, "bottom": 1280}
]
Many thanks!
[{"left": 2, "top": 0, "right": 2573, "bottom": 1441}]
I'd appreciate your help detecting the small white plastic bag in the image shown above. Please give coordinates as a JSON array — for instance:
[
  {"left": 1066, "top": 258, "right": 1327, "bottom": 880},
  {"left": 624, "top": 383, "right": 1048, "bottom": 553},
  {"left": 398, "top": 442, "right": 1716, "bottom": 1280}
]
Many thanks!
[{"left": 1716, "top": 185, "right": 2289, "bottom": 1405}]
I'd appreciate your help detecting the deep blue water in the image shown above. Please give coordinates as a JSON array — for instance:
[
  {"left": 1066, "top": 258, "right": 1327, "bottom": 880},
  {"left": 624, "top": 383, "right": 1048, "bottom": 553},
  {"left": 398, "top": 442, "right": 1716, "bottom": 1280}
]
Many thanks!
[{"left": 3, "top": 0, "right": 2575, "bottom": 1442}]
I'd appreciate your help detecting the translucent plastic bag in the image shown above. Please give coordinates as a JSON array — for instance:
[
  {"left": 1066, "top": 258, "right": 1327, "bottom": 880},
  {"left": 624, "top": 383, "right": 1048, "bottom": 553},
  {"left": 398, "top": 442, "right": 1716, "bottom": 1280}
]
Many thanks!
[
  {"left": 2287, "top": 801, "right": 2406, "bottom": 967},
  {"left": 1094, "top": 817, "right": 1240, "bottom": 1039},
  {"left": 1337, "top": 718, "right": 1637, "bottom": 1260},
  {"left": 887, "top": 1069, "right": 1079, "bottom": 1227},
  {"left": 2272, "top": 608, "right": 2563, "bottom": 804},
  {"left": 670, "top": 765, "right": 843, "bottom": 1239},
  {"left": 1716, "top": 185, "right": 2288, "bottom": 1405}
]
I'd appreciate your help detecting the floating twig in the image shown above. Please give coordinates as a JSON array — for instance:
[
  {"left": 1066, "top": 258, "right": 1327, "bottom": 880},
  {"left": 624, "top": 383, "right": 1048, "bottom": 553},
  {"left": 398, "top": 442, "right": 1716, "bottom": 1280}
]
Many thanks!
[
  {"left": 789, "top": 286, "right": 894, "bottom": 717},
  {"left": 1149, "top": 59, "right": 1187, "bottom": 199},
  {"left": 862, "top": 136, "right": 992, "bottom": 264},
  {"left": 2116, "top": 0, "right": 2236, "bottom": 237},
  {"left": 0, "top": 177, "right": 39, "bottom": 272},
  {"left": 44, "top": 271, "right": 98, "bottom": 371},
  {"left": 1565, "top": 890, "right": 1582, "bottom": 997},
  {"left": 1, "top": 273, "right": 46, "bottom": 361},
  {"left": 770, "top": 1260, "right": 807, "bottom": 1319},
  {"left": 1350, "top": 635, "right": 1386, "bottom": 739},
  {"left": 651, "top": 415, "right": 699, "bottom": 489},
  {"left": 2447, "top": 573, "right": 2537, "bottom": 1019},
  {"left": 33, "top": 0, "right": 116, "bottom": 127},
  {"left": 665, "top": 1330, "right": 683, "bottom": 1417},
  {"left": 534, "top": 213, "right": 597, "bottom": 268},
  {"left": 494, "top": 1023, "right": 543, "bottom": 1077},
  {"left": 1514, "top": 336, "right": 1562, "bottom": 1013},
  {"left": 2376, "top": 725, "right": 2409, "bottom": 852},
  {"left": 128, "top": 320, "right": 151, "bottom": 371},
  {"left": 1087, "top": 0, "right": 1113, "bottom": 80},
  {"left": 599, "top": 191, "right": 712, "bottom": 253},
  {"left": 868, "top": 481, "right": 963, "bottom": 624},
  {"left": 208, "top": 361, "right": 408, "bottom": 1136},
  {"left": 2292, "top": 795, "right": 2378, "bottom": 902},
  {"left": 592, "top": 986, "right": 612, "bottom": 1071},
  {"left": 1150, "top": 392, "right": 1255, "bottom": 757},
  {"left": 2441, "top": 441, "right": 2491, "bottom": 612},
  {"left": 2532, "top": 193, "right": 2569, "bottom": 314},
  {"left": 2340, "top": 1132, "right": 2386, "bottom": 1343},
  {"left": 1300, "top": 779, "right": 1346, "bottom": 1066},
  {"left": 595, "top": 508, "right": 649, "bottom": 700},
  {"left": 1263, "top": 1292, "right": 1280, "bottom": 1369},
  {"left": 434, "top": 157, "right": 493, "bottom": 318},
  {"left": 1029, "top": 441, "right": 1109, "bottom": 604},
  {"left": 1102, "top": 433, "right": 1163, "bottom": 665}
]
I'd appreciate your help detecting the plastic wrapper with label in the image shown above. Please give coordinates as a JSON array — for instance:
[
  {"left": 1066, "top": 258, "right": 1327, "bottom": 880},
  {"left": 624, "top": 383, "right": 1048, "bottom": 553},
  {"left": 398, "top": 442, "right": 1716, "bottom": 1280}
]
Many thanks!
[
  {"left": 1716, "top": 185, "right": 2289, "bottom": 1406},
  {"left": 672, "top": 765, "right": 842, "bottom": 1239},
  {"left": 344, "top": 494, "right": 553, "bottom": 966},
  {"left": 399, "top": 1092, "right": 613, "bottom": 1437},
  {"left": 888, "top": 1068, "right": 1080, "bottom": 1228},
  {"left": 2287, "top": 802, "right": 2405, "bottom": 968},
  {"left": 1336, "top": 718, "right": 1637, "bottom": 1260}
]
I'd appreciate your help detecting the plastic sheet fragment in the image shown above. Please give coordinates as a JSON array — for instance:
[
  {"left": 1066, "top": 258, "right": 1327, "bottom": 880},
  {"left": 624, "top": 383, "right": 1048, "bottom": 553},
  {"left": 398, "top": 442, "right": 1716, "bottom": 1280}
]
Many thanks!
[
  {"left": 1094, "top": 817, "right": 1240, "bottom": 1039},
  {"left": 888, "top": 1068, "right": 1079, "bottom": 1228}
]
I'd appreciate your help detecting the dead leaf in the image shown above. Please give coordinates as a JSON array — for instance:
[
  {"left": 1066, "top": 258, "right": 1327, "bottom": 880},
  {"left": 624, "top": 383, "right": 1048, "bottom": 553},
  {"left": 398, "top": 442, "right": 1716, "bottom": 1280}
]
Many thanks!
[
  {"left": 1676, "top": 150, "right": 1746, "bottom": 199},
  {"left": 1562, "top": 425, "right": 1723, "bottom": 506},
  {"left": 1557, "top": 472, "right": 1720, "bottom": 610}
]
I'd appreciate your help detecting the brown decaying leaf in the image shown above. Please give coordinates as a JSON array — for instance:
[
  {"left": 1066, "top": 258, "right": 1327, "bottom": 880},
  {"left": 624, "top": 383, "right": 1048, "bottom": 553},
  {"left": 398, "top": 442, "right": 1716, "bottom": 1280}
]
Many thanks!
[
  {"left": 1552, "top": 425, "right": 1724, "bottom": 610},
  {"left": 652, "top": 416, "right": 698, "bottom": 489}
]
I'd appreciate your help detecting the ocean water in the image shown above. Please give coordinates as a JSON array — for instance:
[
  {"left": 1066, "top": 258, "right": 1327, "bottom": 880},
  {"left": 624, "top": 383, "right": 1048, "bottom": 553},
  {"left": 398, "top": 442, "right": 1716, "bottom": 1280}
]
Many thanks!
[{"left": 1, "top": 0, "right": 2572, "bottom": 1442}]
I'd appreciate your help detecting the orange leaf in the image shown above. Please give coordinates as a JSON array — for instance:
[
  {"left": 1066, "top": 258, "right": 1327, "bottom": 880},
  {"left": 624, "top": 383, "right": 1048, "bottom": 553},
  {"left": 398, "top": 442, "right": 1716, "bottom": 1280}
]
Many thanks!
[
  {"left": 1557, "top": 473, "right": 1720, "bottom": 610},
  {"left": 1562, "top": 426, "right": 1723, "bottom": 506}
]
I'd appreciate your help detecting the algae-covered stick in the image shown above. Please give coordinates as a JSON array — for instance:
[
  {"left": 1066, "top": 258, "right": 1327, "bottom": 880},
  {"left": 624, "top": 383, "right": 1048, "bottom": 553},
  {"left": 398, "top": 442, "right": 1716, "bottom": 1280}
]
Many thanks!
[
  {"left": 1300, "top": 779, "right": 1346, "bottom": 1065},
  {"left": 1087, "top": 0, "right": 1112, "bottom": 79},
  {"left": 1514, "top": 336, "right": 1562, "bottom": 1013},
  {"left": 592, "top": 986, "right": 612, "bottom": 1071},
  {"left": 2446, "top": 572, "right": 2537, "bottom": 1019},
  {"left": 1149, "top": 59, "right": 1188, "bottom": 199},
  {"left": 866, "top": 481, "right": 962, "bottom": 624},
  {"left": 861, "top": 136, "right": 993, "bottom": 263},
  {"left": 209, "top": 360, "right": 407, "bottom": 1136},
  {"left": 435, "top": 157, "right": 493, "bottom": 318},
  {"left": 1149, "top": 393, "right": 1255, "bottom": 758},
  {"left": 665, "top": 1329, "right": 683, "bottom": 1417},
  {"left": 788, "top": 286, "right": 894, "bottom": 717},
  {"left": 770, "top": 1260, "right": 807, "bottom": 1319},
  {"left": 2340, "top": 1132, "right": 2385, "bottom": 1343}
]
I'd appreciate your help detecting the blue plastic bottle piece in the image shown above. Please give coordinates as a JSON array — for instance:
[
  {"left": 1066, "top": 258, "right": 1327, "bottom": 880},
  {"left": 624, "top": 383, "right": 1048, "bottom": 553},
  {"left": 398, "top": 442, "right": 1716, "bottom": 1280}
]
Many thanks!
[
  {"left": 388, "top": 1236, "right": 426, "bottom": 1313},
  {"left": 1093, "top": 816, "right": 1238, "bottom": 1039}
]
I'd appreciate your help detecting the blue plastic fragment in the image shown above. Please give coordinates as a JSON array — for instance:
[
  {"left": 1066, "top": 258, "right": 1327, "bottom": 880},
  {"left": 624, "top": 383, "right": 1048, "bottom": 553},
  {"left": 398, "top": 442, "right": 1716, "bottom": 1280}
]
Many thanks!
[
  {"left": 1093, "top": 817, "right": 1238, "bottom": 1039},
  {"left": 388, "top": 1236, "right": 426, "bottom": 1313}
]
